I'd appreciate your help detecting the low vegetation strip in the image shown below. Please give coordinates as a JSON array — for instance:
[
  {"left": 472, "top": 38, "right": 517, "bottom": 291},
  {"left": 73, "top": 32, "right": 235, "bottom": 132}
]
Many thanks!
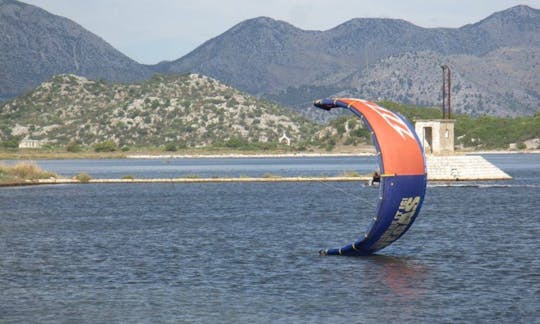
[{"left": 0, "top": 162, "right": 58, "bottom": 184}]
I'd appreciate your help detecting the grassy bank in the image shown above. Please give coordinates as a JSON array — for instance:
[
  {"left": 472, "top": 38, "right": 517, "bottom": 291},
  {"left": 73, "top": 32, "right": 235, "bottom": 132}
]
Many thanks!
[
  {"left": 0, "top": 162, "right": 58, "bottom": 184},
  {"left": 0, "top": 149, "right": 128, "bottom": 160}
]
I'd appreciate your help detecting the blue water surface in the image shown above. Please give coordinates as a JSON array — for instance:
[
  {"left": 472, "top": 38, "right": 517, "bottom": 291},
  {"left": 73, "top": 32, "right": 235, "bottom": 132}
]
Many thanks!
[
  {"left": 1, "top": 154, "right": 539, "bottom": 322},
  {"left": 18, "top": 156, "right": 380, "bottom": 179}
]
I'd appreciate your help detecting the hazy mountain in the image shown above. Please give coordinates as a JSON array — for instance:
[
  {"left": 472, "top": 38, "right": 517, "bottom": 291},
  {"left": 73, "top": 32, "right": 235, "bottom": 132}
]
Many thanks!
[
  {"left": 334, "top": 47, "right": 539, "bottom": 117},
  {"left": 158, "top": 5, "right": 539, "bottom": 117},
  {"left": 1, "top": 2, "right": 538, "bottom": 118},
  {"left": 0, "top": 0, "right": 151, "bottom": 101},
  {"left": 153, "top": 17, "right": 329, "bottom": 95}
]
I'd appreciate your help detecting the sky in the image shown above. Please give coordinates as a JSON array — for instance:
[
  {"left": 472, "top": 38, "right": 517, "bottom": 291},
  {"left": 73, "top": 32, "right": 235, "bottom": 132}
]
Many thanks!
[{"left": 22, "top": 0, "right": 540, "bottom": 64}]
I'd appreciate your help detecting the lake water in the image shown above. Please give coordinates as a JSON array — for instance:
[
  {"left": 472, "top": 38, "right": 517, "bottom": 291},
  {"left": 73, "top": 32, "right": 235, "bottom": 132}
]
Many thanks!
[
  {"left": 1, "top": 154, "right": 539, "bottom": 322},
  {"left": 21, "top": 155, "right": 382, "bottom": 179}
]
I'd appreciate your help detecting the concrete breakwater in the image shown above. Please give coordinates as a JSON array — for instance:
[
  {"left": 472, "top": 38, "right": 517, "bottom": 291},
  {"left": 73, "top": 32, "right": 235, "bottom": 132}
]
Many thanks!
[
  {"left": 426, "top": 155, "right": 511, "bottom": 181},
  {"left": 3, "top": 155, "right": 511, "bottom": 187},
  {"left": 27, "top": 176, "right": 371, "bottom": 185}
]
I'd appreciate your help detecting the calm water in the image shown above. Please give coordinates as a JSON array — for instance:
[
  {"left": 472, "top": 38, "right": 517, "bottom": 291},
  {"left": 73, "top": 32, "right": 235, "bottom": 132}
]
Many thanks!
[
  {"left": 1, "top": 154, "right": 539, "bottom": 323},
  {"left": 22, "top": 156, "right": 381, "bottom": 179}
]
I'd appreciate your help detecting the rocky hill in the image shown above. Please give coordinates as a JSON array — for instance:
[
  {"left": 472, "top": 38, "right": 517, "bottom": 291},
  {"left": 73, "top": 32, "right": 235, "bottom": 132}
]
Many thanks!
[
  {"left": 0, "top": 0, "right": 151, "bottom": 101},
  {"left": 0, "top": 74, "right": 321, "bottom": 148},
  {"left": 158, "top": 5, "right": 539, "bottom": 117}
]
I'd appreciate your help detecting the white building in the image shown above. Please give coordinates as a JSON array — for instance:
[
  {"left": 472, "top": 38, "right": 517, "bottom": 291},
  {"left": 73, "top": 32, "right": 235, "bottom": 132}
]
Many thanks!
[
  {"left": 415, "top": 120, "right": 455, "bottom": 155},
  {"left": 279, "top": 133, "right": 291, "bottom": 146},
  {"left": 18, "top": 138, "right": 43, "bottom": 149}
]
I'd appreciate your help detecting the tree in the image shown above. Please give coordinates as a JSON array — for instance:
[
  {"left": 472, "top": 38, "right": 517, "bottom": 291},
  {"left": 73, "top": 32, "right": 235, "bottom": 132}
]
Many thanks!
[
  {"left": 1, "top": 139, "right": 20, "bottom": 149},
  {"left": 164, "top": 142, "right": 177, "bottom": 152},
  {"left": 66, "top": 140, "right": 82, "bottom": 152},
  {"left": 93, "top": 140, "right": 117, "bottom": 152}
]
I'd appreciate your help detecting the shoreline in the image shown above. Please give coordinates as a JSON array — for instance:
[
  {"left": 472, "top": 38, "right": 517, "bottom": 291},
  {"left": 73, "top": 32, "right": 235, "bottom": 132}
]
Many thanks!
[
  {"left": 1, "top": 176, "right": 371, "bottom": 187},
  {"left": 127, "top": 150, "right": 540, "bottom": 159},
  {"left": 0, "top": 174, "right": 513, "bottom": 187},
  {"left": 464, "top": 150, "right": 540, "bottom": 155},
  {"left": 125, "top": 152, "right": 376, "bottom": 159},
  {"left": 1, "top": 149, "right": 538, "bottom": 160}
]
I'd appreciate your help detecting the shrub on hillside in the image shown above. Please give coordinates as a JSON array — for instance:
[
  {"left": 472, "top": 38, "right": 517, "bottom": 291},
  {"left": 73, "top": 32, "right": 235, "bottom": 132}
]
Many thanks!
[
  {"left": 93, "top": 140, "right": 117, "bottom": 152},
  {"left": 1, "top": 139, "right": 20, "bottom": 149},
  {"left": 66, "top": 140, "right": 82, "bottom": 152},
  {"left": 164, "top": 143, "right": 177, "bottom": 152}
]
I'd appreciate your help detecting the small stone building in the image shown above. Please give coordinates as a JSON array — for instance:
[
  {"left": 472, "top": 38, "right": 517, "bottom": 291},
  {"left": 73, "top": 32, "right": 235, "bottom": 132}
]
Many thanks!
[
  {"left": 279, "top": 133, "right": 291, "bottom": 146},
  {"left": 18, "top": 138, "right": 43, "bottom": 149},
  {"left": 415, "top": 120, "right": 455, "bottom": 155}
]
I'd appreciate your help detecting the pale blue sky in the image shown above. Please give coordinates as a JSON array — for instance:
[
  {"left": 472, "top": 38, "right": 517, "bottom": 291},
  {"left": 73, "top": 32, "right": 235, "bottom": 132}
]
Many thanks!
[{"left": 22, "top": 0, "right": 540, "bottom": 64}]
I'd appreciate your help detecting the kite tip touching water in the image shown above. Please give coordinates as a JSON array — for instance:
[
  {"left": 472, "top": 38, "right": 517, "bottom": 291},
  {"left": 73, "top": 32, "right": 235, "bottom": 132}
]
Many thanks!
[{"left": 314, "top": 98, "right": 427, "bottom": 256}]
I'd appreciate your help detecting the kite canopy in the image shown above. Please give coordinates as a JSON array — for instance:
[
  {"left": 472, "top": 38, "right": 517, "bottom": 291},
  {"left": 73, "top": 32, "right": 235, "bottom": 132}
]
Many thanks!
[{"left": 314, "top": 98, "right": 427, "bottom": 256}]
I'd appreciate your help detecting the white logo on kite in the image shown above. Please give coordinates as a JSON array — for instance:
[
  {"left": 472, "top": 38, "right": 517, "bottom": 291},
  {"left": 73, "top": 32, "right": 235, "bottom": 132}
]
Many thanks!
[
  {"left": 359, "top": 100, "right": 416, "bottom": 141},
  {"left": 371, "top": 196, "right": 421, "bottom": 250}
]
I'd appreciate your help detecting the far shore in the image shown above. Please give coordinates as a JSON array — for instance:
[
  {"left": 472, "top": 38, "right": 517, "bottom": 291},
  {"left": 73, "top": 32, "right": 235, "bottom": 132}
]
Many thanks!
[
  {"left": 126, "top": 150, "right": 540, "bottom": 159},
  {"left": 125, "top": 152, "right": 376, "bottom": 159},
  {"left": 0, "top": 149, "right": 538, "bottom": 160}
]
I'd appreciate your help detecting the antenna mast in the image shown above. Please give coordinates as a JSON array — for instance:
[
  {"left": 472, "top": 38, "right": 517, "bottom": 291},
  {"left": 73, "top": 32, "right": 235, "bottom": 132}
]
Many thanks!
[{"left": 441, "top": 65, "right": 451, "bottom": 119}]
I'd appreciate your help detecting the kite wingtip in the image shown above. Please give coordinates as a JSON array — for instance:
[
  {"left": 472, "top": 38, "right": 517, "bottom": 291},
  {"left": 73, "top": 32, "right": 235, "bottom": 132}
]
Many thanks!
[{"left": 313, "top": 99, "right": 333, "bottom": 111}]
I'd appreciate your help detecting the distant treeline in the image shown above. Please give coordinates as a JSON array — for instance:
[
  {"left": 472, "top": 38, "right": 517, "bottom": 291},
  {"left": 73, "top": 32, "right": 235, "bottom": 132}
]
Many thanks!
[
  {"left": 380, "top": 101, "right": 540, "bottom": 149},
  {"left": 323, "top": 101, "right": 539, "bottom": 150}
]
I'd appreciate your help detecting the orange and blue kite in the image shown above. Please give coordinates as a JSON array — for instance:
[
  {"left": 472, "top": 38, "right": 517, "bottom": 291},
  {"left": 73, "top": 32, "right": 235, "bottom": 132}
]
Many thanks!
[{"left": 314, "top": 98, "right": 427, "bottom": 256}]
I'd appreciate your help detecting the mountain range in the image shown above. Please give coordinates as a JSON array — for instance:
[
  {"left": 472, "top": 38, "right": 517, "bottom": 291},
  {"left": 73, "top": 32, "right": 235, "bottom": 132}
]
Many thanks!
[{"left": 1, "top": 0, "right": 539, "bottom": 118}]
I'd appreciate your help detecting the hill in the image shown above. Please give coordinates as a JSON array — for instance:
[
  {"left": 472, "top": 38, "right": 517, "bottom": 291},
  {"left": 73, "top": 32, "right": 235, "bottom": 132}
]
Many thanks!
[
  {"left": 0, "top": 74, "right": 322, "bottom": 150},
  {"left": 158, "top": 5, "right": 540, "bottom": 118},
  {"left": 0, "top": 0, "right": 151, "bottom": 101},
  {"left": 1, "top": 72, "right": 537, "bottom": 154}
]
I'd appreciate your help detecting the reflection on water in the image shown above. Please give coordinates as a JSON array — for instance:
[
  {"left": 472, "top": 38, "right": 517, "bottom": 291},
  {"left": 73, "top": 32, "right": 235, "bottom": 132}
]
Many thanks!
[{"left": 367, "top": 255, "right": 429, "bottom": 300}]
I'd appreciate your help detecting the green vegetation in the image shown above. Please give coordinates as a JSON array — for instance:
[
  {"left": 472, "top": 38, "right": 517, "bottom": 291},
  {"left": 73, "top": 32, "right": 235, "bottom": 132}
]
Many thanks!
[
  {"left": 262, "top": 173, "right": 282, "bottom": 178},
  {"left": 326, "top": 101, "right": 540, "bottom": 151},
  {"left": 0, "top": 162, "right": 57, "bottom": 184},
  {"left": 337, "top": 171, "right": 363, "bottom": 178},
  {"left": 93, "top": 140, "right": 118, "bottom": 152},
  {"left": 164, "top": 142, "right": 177, "bottom": 152},
  {"left": 1, "top": 138, "right": 20, "bottom": 149},
  {"left": 66, "top": 140, "right": 82, "bottom": 152},
  {"left": 75, "top": 173, "right": 91, "bottom": 183},
  {"left": 453, "top": 113, "right": 540, "bottom": 149},
  {"left": 394, "top": 101, "right": 540, "bottom": 150}
]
